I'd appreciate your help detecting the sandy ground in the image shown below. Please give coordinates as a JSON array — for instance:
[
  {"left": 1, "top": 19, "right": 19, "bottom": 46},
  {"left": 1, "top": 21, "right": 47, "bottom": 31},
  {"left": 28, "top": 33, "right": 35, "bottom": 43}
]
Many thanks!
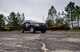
[{"left": 0, "top": 31, "right": 80, "bottom": 52}]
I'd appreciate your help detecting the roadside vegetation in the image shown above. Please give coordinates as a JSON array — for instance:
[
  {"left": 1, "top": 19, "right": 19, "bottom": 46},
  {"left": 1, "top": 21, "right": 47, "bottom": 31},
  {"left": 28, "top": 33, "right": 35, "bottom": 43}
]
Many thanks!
[
  {"left": 0, "top": 1, "right": 80, "bottom": 31},
  {"left": 0, "top": 12, "right": 25, "bottom": 31},
  {"left": 46, "top": 1, "right": 80, "bottom": 31}
]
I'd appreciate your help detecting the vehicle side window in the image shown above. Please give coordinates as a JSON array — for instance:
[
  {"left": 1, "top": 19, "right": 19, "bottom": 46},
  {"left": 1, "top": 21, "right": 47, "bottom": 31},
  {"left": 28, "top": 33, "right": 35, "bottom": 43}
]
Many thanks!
[{"left": 26, "top": 22, "right": 30, "bottom": 27}]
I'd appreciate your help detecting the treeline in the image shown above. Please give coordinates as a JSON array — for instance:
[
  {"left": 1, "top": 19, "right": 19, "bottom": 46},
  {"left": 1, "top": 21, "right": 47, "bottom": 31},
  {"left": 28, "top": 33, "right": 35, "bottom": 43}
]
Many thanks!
[
  {"left": 0, "top": 1, "right": 80, "bottom": 31},
  {"left": 46, "top": 1, "right": 80, "bottom": 29},
  {"left": 0, "top": 12, "right": 25, "bottom": 30}
]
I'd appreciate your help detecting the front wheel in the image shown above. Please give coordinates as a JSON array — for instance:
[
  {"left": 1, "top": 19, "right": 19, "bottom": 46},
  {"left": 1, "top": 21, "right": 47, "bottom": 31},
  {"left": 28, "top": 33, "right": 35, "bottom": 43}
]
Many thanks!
[
  {"left": 21, "top": 28, "right": 24, "bottom": 33},
  {"left": 41, "top": 30, "right": 46, "bottom": 33},
  {"left": 29, "top": 27, "right": 35, "bottom": 33}
]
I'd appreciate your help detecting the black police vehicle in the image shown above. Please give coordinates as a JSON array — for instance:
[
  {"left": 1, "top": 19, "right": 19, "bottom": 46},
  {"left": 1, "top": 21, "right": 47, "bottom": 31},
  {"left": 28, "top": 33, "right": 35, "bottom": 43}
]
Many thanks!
[{"left": 21, "top": 20, "right": 47, "bottom": 33}]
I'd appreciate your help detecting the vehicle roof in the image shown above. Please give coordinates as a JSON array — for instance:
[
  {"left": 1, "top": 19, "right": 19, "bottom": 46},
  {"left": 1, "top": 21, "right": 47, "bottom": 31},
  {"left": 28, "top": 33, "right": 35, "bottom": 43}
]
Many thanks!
[{"left": 22, "top": 20, "right": 39, "bottom": 24}]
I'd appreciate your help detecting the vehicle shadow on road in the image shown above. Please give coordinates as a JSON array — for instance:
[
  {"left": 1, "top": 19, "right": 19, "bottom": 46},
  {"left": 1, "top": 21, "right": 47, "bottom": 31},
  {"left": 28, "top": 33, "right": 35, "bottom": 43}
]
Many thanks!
[{"left": 21, "top": 31, "right": 43, "bottom": 34}]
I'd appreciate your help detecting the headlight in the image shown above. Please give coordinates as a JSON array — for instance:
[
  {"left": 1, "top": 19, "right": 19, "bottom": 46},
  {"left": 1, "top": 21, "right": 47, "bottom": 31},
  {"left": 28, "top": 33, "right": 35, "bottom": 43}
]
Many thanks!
[{"left": 35, "top": 24, "right": 39, "bottom": 26}]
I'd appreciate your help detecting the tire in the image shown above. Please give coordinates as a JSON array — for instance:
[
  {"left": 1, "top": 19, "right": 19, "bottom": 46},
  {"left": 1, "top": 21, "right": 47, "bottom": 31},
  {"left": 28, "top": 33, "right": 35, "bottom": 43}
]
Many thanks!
[
  {"left": 29, "top": 27, "right": 35, "bottom": 33},
  {"left": 21, "top": 28, "right": 24, "bottom": 33},
  {"left": 41, "top": 30, "right": 46, "bottom": 33}
]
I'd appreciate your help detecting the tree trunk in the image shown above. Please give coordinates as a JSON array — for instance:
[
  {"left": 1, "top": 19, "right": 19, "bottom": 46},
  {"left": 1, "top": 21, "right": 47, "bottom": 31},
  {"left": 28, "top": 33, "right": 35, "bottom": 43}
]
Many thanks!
[
  {"left": 71, "top": 16, "right": 73, "bottom": 28},
  {"left": 71, "top": 21, "right": 73, "bottom": 28},
  {"left": 77, "top": 16, "right": 79, "bottom": 28}
]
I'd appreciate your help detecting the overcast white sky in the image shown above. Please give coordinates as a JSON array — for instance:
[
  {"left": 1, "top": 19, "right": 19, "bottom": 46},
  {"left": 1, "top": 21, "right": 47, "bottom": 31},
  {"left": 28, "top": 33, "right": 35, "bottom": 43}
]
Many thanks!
[{"left": 0, "top": 0, "right": 80, "bottom": 22}]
